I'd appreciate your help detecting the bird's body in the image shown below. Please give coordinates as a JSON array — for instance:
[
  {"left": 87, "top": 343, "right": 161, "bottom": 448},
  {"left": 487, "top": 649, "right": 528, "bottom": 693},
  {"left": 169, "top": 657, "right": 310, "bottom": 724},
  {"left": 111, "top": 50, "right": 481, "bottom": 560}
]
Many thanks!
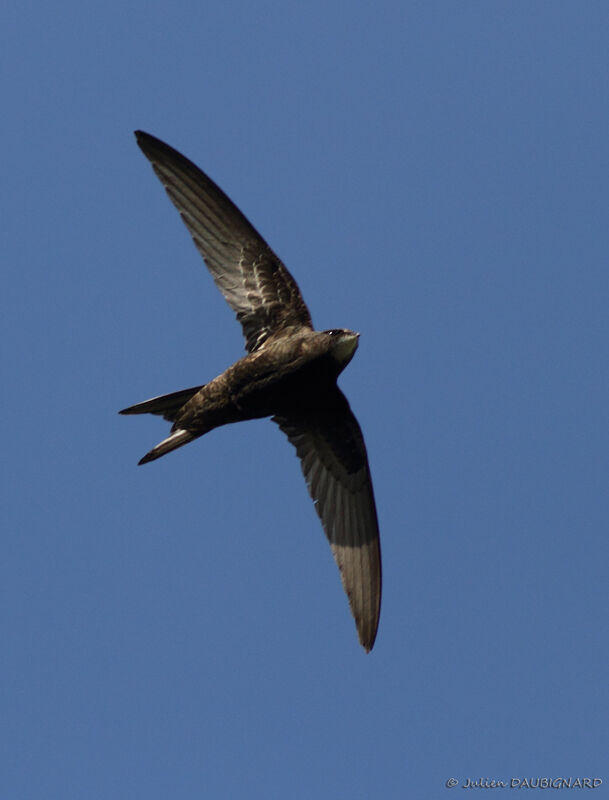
[
  {"left": 126, "top": 328, "right": 359, "bottom": 458},
  {"left": 121, "top": 132, "right": 382, "bottom": 651}
]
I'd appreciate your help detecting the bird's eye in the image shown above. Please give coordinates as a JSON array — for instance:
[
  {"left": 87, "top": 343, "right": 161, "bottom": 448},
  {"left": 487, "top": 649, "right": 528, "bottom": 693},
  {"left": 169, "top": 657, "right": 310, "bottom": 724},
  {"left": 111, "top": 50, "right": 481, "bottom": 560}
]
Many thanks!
[{"left": 327, "top": 329, "right": 343, "bottom": 336}]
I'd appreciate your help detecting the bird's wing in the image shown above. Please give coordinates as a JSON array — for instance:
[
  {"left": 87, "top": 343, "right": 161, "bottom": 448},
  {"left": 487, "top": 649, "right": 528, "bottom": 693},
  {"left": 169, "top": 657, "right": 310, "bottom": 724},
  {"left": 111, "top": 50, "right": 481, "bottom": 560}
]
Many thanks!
[
  {"left": 135, "top": 131, "right": 313, "bottom": 352},
  {"left": 273, "top": 389, "right": 381, "bottom": 651}
]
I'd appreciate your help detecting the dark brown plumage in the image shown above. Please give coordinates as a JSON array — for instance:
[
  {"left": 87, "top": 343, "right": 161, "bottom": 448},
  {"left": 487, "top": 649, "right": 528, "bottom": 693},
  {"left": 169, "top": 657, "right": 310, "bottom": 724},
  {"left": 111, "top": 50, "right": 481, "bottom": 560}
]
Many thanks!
[{"left": 120, "top": 132, "right": 381, "bottom": 651}]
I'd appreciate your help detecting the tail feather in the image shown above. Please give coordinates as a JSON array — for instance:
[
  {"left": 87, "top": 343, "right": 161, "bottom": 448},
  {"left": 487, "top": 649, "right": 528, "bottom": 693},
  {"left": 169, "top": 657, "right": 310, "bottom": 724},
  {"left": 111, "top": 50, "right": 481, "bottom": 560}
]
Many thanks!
[
  {"left": 119, "top": 384, "right": 204, "bottom": 465},
  {"left": 119, "top": 385, "right": 203, "bottom": 421},
  {"left": 138, "top": 428, "right": 196, "bottom": 465}
]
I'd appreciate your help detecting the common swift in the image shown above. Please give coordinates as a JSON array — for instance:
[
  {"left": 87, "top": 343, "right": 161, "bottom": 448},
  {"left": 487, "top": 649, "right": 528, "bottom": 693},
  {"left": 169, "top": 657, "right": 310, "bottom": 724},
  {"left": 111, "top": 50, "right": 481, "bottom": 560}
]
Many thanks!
[{"left": 120, "top": 132, "right": 381, "bottom": 651}]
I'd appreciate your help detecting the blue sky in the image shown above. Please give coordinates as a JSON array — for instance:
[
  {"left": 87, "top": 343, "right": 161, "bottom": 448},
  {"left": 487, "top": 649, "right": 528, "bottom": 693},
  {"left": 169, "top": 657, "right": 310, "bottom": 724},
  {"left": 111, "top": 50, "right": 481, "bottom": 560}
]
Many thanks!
[{"left": 3, "top": 2, "right": 608, "bottom": 797}]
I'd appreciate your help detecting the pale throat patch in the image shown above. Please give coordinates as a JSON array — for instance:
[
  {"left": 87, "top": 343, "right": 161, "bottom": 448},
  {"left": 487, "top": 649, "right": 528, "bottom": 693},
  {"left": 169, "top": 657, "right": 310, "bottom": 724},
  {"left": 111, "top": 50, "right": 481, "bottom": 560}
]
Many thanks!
[{"left": 331, "top": 335, "right": 359, "bottom": 366}]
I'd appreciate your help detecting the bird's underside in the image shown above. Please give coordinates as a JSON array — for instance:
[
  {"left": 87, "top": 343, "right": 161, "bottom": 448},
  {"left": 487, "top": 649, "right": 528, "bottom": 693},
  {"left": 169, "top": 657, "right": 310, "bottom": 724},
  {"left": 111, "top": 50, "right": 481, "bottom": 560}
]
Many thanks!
[{"left": 120, "top": 131, "right": 382, "bottom": 651}]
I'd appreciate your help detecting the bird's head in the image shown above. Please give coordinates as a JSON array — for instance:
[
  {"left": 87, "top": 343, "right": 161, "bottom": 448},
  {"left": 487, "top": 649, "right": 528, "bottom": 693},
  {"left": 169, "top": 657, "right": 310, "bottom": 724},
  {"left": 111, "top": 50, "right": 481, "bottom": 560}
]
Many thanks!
[{"left": 324, "top": 328, "right": 360, "bottom": 369}]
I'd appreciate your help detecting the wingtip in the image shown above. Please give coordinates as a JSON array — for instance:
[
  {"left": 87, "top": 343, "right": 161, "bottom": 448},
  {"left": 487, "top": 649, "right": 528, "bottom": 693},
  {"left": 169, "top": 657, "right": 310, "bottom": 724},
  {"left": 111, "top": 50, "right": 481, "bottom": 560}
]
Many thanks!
[
  {"left": 134, "top": 130, "right": 153, "bottom": 151},
  {"left": 134, "top": 130, "right": 158, "bottom": 152},
  {"left": 359, "top": 630, "right": 377, "bottom": 654}
]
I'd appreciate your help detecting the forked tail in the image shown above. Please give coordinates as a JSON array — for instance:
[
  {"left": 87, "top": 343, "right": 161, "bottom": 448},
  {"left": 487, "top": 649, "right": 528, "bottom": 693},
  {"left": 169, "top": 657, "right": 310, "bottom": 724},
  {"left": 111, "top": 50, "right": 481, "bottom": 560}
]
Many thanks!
[{"left": 119, "top": 385, "right": 204, "bottom": 465}]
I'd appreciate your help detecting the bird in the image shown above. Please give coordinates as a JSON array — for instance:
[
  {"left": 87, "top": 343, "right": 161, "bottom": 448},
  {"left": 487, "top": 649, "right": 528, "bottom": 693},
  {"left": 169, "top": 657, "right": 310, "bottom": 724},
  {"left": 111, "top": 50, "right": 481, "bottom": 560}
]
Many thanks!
[{"left": 120, "top": 131, "right": 381, "bottom": 651}]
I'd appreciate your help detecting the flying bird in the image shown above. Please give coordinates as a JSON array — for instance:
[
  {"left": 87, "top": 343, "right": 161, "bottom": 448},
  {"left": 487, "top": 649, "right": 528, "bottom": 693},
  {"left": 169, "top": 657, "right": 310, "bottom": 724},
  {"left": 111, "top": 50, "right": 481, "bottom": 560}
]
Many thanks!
[{"left": 120, "top": 131, "right": 381, "bottom": 651}]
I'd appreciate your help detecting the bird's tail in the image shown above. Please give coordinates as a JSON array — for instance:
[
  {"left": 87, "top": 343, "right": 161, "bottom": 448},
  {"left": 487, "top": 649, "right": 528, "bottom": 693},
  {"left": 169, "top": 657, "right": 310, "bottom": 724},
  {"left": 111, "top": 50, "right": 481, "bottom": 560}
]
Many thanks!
[
  {"left": 119, "top": 385, "right": 203, "bottom": 421},
  {"left": 119, "top": 385, "right": 204, "bottom": 465},
  {"left": 136, "top": 427, "right": 197, "bottom": 465}
]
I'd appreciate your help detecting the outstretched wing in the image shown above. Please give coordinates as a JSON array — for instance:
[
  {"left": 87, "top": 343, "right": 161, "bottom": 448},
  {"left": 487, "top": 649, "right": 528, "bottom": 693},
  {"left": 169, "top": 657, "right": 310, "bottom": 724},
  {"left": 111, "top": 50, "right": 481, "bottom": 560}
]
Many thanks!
[
  {"left": 135, "top": 131, "right": 313, "bottom": 352},
  {"left": 273, "top": 390, "right": 382, "bottom": 651}
]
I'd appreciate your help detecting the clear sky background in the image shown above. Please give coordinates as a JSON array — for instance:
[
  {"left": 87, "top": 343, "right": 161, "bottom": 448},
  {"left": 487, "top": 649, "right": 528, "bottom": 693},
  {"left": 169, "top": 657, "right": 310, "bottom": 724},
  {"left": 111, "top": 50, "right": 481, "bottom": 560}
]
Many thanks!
[{"left": 3, "top": 2, "right": 608, "bottom": 797}]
